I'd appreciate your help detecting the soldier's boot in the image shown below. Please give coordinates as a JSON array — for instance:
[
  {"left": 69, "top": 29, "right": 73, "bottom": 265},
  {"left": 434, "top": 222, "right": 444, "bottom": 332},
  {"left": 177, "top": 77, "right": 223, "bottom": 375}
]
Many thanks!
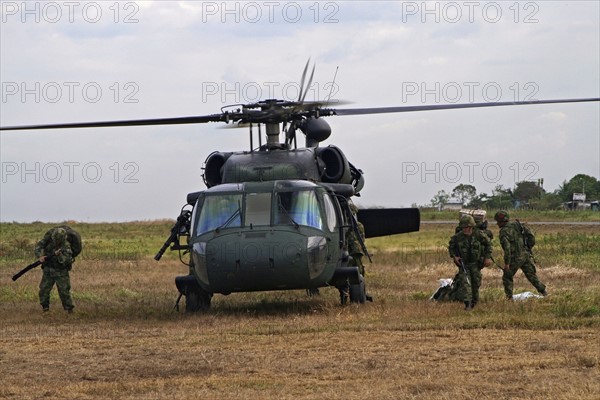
[
  {"left": 66, "top": 307, "right": 74, "bottom": 314},
  {"left": 339, "top": 287, "right": 350, "bottom": 305},
  {"left": 41, "top": 303, "right": 49, "bottom": 312},
  {"left": 366, "top": 294, "right": 374, "bottom": 302},
  {"left": 464, "top": 301, "right": 472, "bottom": 311},
  {"left": 540, "top": 289, "right": 548, "bottom": 297},
  {"left": 470, "top": 300, "right": 477, "bottom": 309}
]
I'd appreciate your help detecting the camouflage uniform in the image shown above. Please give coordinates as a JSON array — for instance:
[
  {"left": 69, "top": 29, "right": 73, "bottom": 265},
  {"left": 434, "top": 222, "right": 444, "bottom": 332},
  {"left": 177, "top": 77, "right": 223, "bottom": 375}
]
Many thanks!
[
  {"left": 448, "top": 216, "right": 492, "bottom": 309},
  {"left": 347, "top": 201, "right": 366, "bottom": 276},
  {"left": 494, "top": 211, "right": 546, "bottom": 299},
  {"left": 35, "top": 227, "right": 75, "bottom": 312}
]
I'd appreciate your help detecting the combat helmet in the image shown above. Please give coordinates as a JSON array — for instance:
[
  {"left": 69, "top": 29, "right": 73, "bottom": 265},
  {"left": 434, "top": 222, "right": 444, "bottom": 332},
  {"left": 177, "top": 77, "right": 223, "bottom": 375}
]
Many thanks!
[
  {"left": 459, "top": 215, "right": 476, "bottom": 228},
  {"left": 494, "top": 210, "right": 510, "bottom": 222},
  {"left": 51, "top": 227, "right": 67, "bottom": 244}
]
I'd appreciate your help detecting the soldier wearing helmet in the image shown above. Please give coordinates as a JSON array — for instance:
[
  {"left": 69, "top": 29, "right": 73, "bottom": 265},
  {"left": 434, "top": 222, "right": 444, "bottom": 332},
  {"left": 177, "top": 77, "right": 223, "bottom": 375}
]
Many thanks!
[
  {"left": 448, "top": 215, "right": 492, "bottom": 310},
  {"left": 35, "top": 226, "right": 75, "bottom": 313},
  {"left": 494, "top": 210, "right": 547, "bottom": 300},
  {"left": 456, "top": 209, "right": 493, "bottom": 240}
]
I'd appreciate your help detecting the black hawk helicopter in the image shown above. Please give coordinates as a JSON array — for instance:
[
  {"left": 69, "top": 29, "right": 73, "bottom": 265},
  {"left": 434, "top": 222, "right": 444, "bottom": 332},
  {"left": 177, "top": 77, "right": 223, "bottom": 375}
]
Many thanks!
[{"left": 2, "top": 62, "right": 598, "bottom": 311}]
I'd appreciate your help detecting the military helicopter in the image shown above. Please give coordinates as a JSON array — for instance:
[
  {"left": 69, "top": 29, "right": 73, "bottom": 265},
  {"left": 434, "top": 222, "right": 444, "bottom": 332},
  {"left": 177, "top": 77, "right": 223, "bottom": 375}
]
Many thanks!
[{"left": 2, "top": 62, "right": 598, "bottom": 311}]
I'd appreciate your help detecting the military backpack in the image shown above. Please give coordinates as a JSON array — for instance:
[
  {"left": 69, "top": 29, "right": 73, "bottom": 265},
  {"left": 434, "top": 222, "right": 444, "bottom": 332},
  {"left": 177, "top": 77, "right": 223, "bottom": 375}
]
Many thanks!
[
  {"left": 57, "top": 225, "right": 83, "bottom": 258},
  {"left": 515, "top": 219, "right": 535, "bottom": 251}
]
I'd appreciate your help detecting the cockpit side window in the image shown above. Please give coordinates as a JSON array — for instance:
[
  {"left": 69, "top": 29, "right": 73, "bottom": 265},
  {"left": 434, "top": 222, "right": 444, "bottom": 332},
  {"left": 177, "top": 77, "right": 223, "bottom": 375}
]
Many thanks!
[{"left": 322, "top": 193, "right": 338, "bottom": 232}]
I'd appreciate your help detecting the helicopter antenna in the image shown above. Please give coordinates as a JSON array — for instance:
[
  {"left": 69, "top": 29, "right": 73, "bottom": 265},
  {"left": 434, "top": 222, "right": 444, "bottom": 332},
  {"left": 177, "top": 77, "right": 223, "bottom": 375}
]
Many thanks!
[{"left": 325, "top": 66, "right": 339, "bottom": 107}]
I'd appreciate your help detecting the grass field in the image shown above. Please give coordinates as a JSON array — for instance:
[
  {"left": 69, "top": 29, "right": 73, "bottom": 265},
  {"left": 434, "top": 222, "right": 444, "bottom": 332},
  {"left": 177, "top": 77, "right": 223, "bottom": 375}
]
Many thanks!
[{"left": 1, "top": 216, "right": 599, "bottom": 399}]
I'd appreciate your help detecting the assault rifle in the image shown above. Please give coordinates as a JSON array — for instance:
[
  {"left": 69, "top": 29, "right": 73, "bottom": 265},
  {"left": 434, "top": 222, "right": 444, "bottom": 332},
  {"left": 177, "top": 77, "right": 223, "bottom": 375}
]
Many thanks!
[
  {"left": 489, "top": 255, "right": 505, "bottom": 271},
  {"left": 12, "top": 253, "right": 55, "bottom": 281},
  {"left": 453, "top": 242, "right": 470, "bottom": 286}
]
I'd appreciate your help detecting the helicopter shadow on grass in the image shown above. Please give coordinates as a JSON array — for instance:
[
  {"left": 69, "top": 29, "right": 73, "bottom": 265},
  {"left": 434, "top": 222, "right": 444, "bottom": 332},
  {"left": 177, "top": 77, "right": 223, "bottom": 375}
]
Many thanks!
[{"left": 178, "top": 290, "right": 351, "bottom": 318}]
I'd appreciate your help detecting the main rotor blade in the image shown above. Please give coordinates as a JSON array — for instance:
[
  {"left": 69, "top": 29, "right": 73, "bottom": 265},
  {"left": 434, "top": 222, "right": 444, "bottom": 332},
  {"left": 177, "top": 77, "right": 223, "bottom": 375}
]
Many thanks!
[
  {"left": 298, "top": 58, "right": 311, "bottom": 102},
  {"left": 0, "top": 114, "right": 227, "bottom": 131},
  {"left": 329, "top": 98, "right": 600, "bottom": 116},
  {"left": 300, "top": 63, "right": 316, "bottom": 104}
]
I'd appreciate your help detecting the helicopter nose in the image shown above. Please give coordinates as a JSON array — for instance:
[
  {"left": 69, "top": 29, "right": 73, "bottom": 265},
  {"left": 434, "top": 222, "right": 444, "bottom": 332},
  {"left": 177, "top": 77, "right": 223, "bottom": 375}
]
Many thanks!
[{"left": 191, "top": 230, "right": 332, "bottom": 293}]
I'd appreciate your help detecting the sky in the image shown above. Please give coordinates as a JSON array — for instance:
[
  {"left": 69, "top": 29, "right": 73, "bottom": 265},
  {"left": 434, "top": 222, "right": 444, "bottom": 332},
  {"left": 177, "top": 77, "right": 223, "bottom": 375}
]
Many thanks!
[{"left": 1, "top": 0, "right": 599, "bottom": 222}]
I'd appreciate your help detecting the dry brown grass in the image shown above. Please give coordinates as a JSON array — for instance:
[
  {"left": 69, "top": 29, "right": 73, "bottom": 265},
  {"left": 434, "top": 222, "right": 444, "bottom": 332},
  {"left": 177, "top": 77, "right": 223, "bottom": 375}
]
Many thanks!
[{"left": 1, "top": 222, "right": 599, "bottom": 399}]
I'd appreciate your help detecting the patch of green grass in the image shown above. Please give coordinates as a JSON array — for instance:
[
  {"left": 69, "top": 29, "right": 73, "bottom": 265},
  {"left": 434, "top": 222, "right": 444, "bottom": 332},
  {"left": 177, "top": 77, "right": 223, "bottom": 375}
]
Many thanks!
[
  {"left": 551, "top": 293, "right": 600, "bottom": 318},
  {"left": 0, "top": 285, "right": 38, "bottom": 302},
  {"left": 419, "top": 210, "right": 600, "bottom": 222}
]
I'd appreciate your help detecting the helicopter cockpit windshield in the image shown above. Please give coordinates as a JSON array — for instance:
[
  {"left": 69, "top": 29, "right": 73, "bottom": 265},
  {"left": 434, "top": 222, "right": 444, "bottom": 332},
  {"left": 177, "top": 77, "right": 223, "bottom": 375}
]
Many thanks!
[
  {"left": 193, "top": 182, "right": 330, "bottom": 236},
  {"left": 274, "top": 190, "right": 323, "bottom": 229},
  {"left": 195, "top": 193, "right": 242, "bottom": 235}
]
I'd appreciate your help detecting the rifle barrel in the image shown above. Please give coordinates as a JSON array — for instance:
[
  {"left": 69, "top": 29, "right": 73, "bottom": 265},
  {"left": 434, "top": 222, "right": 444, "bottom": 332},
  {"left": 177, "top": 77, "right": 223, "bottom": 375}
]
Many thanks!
[{"left": 12, "top": 260, "right": 42, "bottom": 281}]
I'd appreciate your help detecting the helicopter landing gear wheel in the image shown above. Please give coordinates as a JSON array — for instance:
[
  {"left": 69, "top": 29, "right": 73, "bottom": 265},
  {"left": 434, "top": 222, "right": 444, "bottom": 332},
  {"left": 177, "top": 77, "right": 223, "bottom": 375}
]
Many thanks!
[
  {"left": 185, "top": 288, "right": 212, "bottom": 312},
  {"left": 349, "top": 274, "right": 366, "bottom": 304}
]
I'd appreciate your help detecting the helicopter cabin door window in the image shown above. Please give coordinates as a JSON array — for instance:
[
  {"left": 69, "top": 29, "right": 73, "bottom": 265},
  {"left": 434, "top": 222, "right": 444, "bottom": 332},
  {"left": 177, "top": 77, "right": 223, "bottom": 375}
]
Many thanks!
[
  {"left": 245, "top": 193, "right": 271, "bottom": 227},
  {"left": 275, "top": 190, "right": 324, "bottom": 230}
]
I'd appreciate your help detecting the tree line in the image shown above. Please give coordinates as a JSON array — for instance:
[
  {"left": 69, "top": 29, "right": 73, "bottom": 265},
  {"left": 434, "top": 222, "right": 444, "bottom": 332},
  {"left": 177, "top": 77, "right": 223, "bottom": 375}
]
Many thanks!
[{"left": 430, "top": 174, "right": 600, "bottom": 210}]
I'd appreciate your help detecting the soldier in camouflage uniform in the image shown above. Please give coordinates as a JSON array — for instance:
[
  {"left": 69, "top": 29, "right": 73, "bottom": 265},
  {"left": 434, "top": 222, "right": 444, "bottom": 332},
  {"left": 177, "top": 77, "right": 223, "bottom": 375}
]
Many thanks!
[
  {"left": 345, "top": 199, "right": 373, "bottom": 302},
  {"left": 448, "top": 215, "right": 492, "bottom": 310},
  {"left": 455, "top": 209, "right": 493, "bottom": 240},
  {"left": 35, "top": 227, "right": 75, "bottom": 313},
  {"left": 347, "top": 200, "right": 366, "bottom": 276},
  {"left": 494, "top": 210, "right": 547, "bottom": 300},
  {"left": 442, "top": 210, "right": 494, "bottom": 303}
]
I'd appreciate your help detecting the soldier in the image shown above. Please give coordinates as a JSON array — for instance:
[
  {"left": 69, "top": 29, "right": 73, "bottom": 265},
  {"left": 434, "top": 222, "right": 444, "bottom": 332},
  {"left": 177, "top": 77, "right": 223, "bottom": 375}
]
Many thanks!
[
  {"left": 455, "top": 209, "right": 493, "bottom": 240},
  {"left": 347, "top": 200, "right": 366, "bottom": 276},
  {"left": 494, "top": 210, "right": 547, "bottom": 300},
  {"left": 448, "top": 215, "right": 492, "bottom": 310},
  {"left": 345, "top": 199, "right": 373, "bottom": 302},
  {"left": 35, "top": 227, "right": 75, "bottom": 313},
  {"left": 443, "top": 210, "right": 494, "bottom": 303}
]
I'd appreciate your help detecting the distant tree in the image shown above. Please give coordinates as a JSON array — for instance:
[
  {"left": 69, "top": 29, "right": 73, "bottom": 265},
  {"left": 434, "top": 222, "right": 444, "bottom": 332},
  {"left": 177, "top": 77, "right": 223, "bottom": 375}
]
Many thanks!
[
  {"left": 430, "top": 190, "right": 450, "bottom": 209},
  {"left": 468, "top": 193, "right": 489, "bottom": 208},
  {"left": 529, "top": 193, "right": 563, "bottom": 210},
  {"left": 514, "top": 181, "right": 545, "bottom": 203},
  {"left": 451, "top": 184, "right": 477, "bottom": 205},
  {"left": 486, "top": 185, "right": 514, "bottom": 209},
  {"left": 557, "top": 174, "right": 600, "bottom": 201}
]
